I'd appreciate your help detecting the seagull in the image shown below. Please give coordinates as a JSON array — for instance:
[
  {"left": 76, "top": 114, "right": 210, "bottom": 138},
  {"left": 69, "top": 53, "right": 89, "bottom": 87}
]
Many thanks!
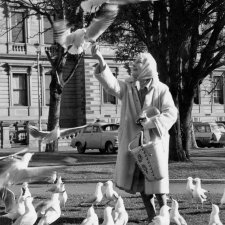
[
  {"left": 35, "top": 192, "right": 60, "bottom": 218},
  {"left": 220, "top": 187, "right": 225, "bottom": 207},
  {"left": 193, "top": 177, "right": 208, "bottom": 209},
  {"left": 149, "top": 205, "right": 170, "bottom": 225},
  {"left": 1, "top": 184, "right": 30, "bottom": 220},
  {"left": 48, "top": 171, "right": 57, "bottom": 184},
  {"left": 113, "top": 196, "right": 128, "bottom": 225},
  {"left": 58, "top": 183, "right": 68, "bottom": 211},
  {"left": 0, "top": 152, "right": 67, "bottom": 188},
  {"left": 37, "top": 193, "right": 61, "bottom": 225},
  {"left": 81, "top": 0, "right": 158, "bottom": 13},
  {"left": 104, "top": 180, "right": 119, "bottom": 204},
  {"left": 102, "top": 206, "right": 115, "bottom": 225},
  {"left": 0, "top": 187, "right": 16, "bottom": 213},
  {"left": 47, "top": 175, "right": 63, "bottom": 193},
  {"left": 12, "top": 196, "right": 37, "bottom": 225},
  {"left": 80, "top": 182, "right": 104, "bottom": 206},
  {"left": 170, "top": 198, "right": 187, "bottom": 225},
  {"left": 208, "top": 204, "right": 223, "bottom": 225},
  {"left": 22, "top": 182, "right": 32, "bottom": 199},
  {"left": 53, "top": 3, "right": 119, "bottom": 55},
  {"left": 28, "top": 124, "right": 87, "bottom": 143},
  {"left": 81, "top": 205, "right": 99, "bottom": 225},
  {"left": 186, "top": 177, "right": 195, "bottom": 201}
]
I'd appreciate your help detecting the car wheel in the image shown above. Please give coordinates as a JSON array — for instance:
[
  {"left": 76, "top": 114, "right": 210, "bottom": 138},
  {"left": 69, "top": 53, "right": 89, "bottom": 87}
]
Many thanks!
[
  {"left": 99, "top": 148, "right": 107, "bottom": 154},
  {"left": 196, "top": 140, "right": 203, "bottom": 148},
  {"left": 76, "top": 142, "right": 85, "bottom": 154},
  {"left": 105, "top": 141, "right": 115, "bottom": 154}
]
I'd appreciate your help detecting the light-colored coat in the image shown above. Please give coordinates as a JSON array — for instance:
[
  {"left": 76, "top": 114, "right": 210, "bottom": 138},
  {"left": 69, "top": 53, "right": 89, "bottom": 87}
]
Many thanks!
[{"left": 94, "top": 65, "right": 177, "bottom": 194}]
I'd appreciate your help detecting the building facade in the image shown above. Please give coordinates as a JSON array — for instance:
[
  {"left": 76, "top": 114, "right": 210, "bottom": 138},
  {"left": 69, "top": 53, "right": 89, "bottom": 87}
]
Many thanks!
[{"left": 0, "top": 3, "right": 225, "bottom": 138}]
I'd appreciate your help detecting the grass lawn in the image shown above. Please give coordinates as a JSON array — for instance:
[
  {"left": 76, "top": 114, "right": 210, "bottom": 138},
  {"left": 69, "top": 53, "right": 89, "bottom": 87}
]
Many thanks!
[
  {"left": 61, "top": 158, "right": 225, "bottom": 182},
  {"left": 1, "top": 149, "right": 225, "bottom": 224}
]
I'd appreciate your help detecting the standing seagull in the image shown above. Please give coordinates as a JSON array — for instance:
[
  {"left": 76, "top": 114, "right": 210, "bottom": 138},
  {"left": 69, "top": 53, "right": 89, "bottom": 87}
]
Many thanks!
[
  {"left": 149, "top": 205, "right": 171, "bottom": 225},
  {"left": 102, "top": 206, "right": 115, "bottom": 225},
  {"left": 208, "top": 204, "right": 223, "bottom": 225},
  {"left": 114, "top": 196, "right": 128, "bottom": 225},
  {"left": 2, "top": 184, "right": 30, "bottom": 220},
  {"left": 170, "top": 198, "right": 187, "bottom": 225},
  {"left": 81, "top": 205, "right": 99, "bottom": 225},
  {"left": 186, "top": 177, "right": 195, "bottom": 203},
  {"left": 80, "top": 182, "right": 104, "bottom": 206},
  {"left": 104, "top": 180, "right": 119, "bottom": 204},
  {"left": 47, "top": 175, "right": 63, "bottom": 193},
  {"left": 0, "top": 187, "right": 15, "bottom": 213},
  {"left": 220, "top": 187, "right": 225, "bottom": 207},
  {"left": 37, "top": 193, "right": 61, "bottom": 225},
  {"left": 29, "top": 124, "right": 87, "bottom": 143},
  {"left": 58, "top": 182, "right": 68, "bottom": 211},
  {"left": 48, "top": 171, "right": 57, "bottom": 184},
  {"left": 193, "top": 177, "right": 208, "bottom": 209},
  {"left": 12, "top": 196, "right": 37, "bottom": 225}
]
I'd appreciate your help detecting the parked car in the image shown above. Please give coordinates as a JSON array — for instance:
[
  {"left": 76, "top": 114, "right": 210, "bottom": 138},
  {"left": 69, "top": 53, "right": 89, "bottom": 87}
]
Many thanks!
[
  {"left": 71, "top": 122, "right": 119, "bottom": 154},
  {"left": 193, "top": 122, "right": 225, "bottom": 147}
]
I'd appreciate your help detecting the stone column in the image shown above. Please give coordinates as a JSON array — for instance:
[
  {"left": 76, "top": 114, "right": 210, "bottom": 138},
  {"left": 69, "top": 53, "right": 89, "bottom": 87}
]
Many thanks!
[{"left": 0, "top": 122, "right": 11, "bottom": 148}]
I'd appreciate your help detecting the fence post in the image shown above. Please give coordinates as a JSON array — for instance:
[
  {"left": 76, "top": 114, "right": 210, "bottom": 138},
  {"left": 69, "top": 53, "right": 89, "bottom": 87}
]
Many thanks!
[{"left": 0, "top": 121, "right": 11, "bottom": 148}]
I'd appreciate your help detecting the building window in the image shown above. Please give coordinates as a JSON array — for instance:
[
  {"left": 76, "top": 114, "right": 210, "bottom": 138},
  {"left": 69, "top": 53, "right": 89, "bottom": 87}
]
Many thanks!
[
  {"left": 102, "top": 67, "right": 118, "bottom": 105},
  {"left": 45, "top": 73, "right": 51, "bottom": 106},
  {"left": 12, "top": 73, "right": 28, "bottom": 106},
  {"left": 11, "top": 12, "right": 26, "bottom": 43},
  {"left": 43, "top": 16, "right": 54, "bottom": 44},
  {"left": 213, "top": 76, "right": 224, "bottom": 104}
]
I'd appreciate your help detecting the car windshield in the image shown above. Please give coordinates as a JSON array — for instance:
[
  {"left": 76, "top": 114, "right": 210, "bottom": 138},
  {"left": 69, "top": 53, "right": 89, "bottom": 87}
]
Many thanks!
[{"left": 101, "top": 124, "right": 119, "bottom": 131}]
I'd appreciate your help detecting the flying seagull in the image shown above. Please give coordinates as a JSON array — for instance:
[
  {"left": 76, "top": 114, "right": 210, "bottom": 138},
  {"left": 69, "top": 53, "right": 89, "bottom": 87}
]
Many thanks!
[
  {"left": 54, "top": 0, "right": 158, "bottom": 55},
  {"left": 0, "top": 152, "right": 67, "bottom": 188},
  {"left": 28, "top": 124, "right": 87, "bottom": 143},
  {"left": 54, "top": 3, "right": 119, "bottom": 54}
]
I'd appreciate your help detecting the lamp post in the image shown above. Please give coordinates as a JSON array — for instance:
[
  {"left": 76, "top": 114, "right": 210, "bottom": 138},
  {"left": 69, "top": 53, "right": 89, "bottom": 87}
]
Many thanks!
[{"left": 34, "top": 43, "right": 42, "bottom": 152}]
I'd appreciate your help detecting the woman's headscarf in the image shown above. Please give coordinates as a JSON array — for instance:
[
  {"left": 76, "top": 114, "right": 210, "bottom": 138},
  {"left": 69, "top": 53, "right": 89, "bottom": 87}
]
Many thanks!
[{"left": 136, "top": 52, "right": 158, "bottom": 82}]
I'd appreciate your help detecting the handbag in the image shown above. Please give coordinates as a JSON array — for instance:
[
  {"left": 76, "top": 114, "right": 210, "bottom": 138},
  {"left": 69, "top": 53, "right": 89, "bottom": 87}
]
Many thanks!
[{"left": 128, "top": 131, "right": 167, "bottom": 182}]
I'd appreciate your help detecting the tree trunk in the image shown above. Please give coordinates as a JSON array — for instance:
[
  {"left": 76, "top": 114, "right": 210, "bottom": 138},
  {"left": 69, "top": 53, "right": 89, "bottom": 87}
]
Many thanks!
[
  {"left": 179, "top": 86, "right": 196, "bottom": 159},
  {"left": 45, "top": 71, "right": 63, "bottom": 152}
]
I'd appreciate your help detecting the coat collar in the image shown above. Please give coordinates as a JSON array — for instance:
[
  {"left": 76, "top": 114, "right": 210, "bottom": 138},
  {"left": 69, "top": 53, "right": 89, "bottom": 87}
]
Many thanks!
[{"left": 126, "top": 76, "right": 159, "bottom": 90}]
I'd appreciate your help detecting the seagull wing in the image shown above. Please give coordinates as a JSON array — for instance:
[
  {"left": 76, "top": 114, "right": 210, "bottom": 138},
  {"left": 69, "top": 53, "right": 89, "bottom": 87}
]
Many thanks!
[
  {"left": 29, "top": 125, "right": 50, "bottom": 139},
  {"left": 0, "top": 148, "right": 28, "bottom": 161},
  {"left": 59, "top": 124, "right": 88, "bottom": 138},
  {"left": 0, "top": 165, "right": 66, "bottom": 188},
  {"left": 11, "top": 166, "right": 67, "bottom": 185},
  {"left": 85, "top": 3, "right": 119, "bottom": 43},
  {"left": 0, "top": 187, "right": 16, "bottom": 212}
]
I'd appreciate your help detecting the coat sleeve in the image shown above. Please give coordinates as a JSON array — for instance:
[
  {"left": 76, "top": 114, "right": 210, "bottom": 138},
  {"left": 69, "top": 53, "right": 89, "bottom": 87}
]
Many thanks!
[
  {"left": 143, "top": 86, "right": 178, "bottom": 136},
  {"left": 94, "top": 64, "right": 125, "bottom": 99}
]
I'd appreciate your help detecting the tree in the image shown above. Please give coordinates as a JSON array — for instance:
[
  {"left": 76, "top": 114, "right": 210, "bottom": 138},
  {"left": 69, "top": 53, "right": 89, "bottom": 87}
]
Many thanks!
[
  {"left": 102, "top": 0, "right": 225, "bottom": 161},
  {"left": 2, "top": 0, "right": 83, "bottom": 152}
]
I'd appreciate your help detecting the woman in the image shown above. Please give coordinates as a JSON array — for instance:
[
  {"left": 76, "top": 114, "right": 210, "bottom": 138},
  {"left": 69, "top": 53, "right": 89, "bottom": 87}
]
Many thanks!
[{"left": 91, "top": 44, "right": 177, "bottom": 222}]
